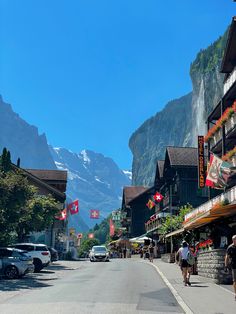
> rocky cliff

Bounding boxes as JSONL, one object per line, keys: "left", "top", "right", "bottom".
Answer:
{"left": 0, "top": 96, "right": 56, "bottom": 170}
{"left": 130, "top": 30, "right": 228, "bottom": 186}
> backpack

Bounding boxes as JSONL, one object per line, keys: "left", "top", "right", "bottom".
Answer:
{"left": 187, "top": 251, "right": 195, "bottom": 266}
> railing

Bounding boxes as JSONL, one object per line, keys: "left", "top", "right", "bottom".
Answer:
{"left": 184, "top": 185, "right": 236, "bottom": 223}
{"left": 224, "top": 67, "right": 236, "bottom": 95}
{"left": 145, "top": 219, "right": 161, "bottom": 233}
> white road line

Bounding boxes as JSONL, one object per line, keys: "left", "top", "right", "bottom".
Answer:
{"left": 141, "top": 260, "right": 193, "bottom": 314}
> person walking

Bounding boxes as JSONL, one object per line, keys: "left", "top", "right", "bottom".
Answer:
{"left": 225, "top": 234, "right": 236, "bottom": 300}
{"left": 176, "top": 241, "right": 192, "bottom": 286}
{"left": 148, "top": 244, "right": 154, "bottom": 263}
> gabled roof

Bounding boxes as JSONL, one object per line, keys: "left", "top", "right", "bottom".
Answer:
{"left": 221, "top": 17, "right": 236, "bottom": 73}
{"left": 122, "top": 186, "right": 148, "bottom": 207}
{"left": 166, "top": 147, "right": 198, "bottom": 167}
{"left": 26, "top": 169, "right": 67, "bottom": 181}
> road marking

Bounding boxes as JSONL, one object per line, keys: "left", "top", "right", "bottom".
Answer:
{"left": 216, "top": 284, "right": 235, "bottom": 296}
{"left": 141, "top": 261, "right": 193, "bottom": 314}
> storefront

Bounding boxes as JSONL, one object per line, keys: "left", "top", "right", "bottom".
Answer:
{"left": 182, "top": 185, "right": 236, "bottom": 283}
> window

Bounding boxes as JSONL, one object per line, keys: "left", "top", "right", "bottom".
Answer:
{"left": 36, "top": 246, "right": 48, "bottom": 251}
{"left": 15, "top": 245, "right": 34, "bottom": 251}
{"left": 0, "top": 249, "right": 12, "bottom": 258}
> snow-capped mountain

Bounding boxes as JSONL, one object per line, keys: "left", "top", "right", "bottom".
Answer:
{"left": 49, "top": 146, "right": 131, "bottom": 229}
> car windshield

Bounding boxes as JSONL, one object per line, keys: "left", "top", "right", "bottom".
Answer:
{"left": 94, "top": 247, "right": 106, "bottom": 252}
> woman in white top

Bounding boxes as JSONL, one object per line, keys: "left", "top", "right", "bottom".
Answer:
{"left": 176, "top": 241, "right": 191, "bottom": 286}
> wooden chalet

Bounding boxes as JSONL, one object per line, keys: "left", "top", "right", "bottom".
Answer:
{"left": 20, "top": 167, "right": 67, "bottom": 249}
{"left": 145, "top": 147, "right": 208, "bottom": 236}
{"left": 121, "top": 186, "right": 149, "bottom": 237}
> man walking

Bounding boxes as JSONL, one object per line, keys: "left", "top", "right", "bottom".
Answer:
{"left": 225, "top": 235, "right": 236, "bottom": 300}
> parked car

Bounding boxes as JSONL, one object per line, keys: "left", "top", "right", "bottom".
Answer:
{"left": 89, "top": 246, "right": 109, "bottom": 262}
{"left": 0, "top": 247, "right": 34, "bottom": 279}
{"left": 48, "top": 247, "right": 59, "bottom": 262}
{"left": 10, "top": 243, "right": 51, "bottom": 272}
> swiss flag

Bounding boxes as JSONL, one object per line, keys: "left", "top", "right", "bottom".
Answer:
{"left": 153, "top": 192, "right": 164, "bottom": 202}
{"left": 56, "top": 208, "right": 67, "bottom": 221}
{"left": 67, "top": 200, "right": 79, "bottom": 215}
{"left": 90, "top": 209, "right": 100, "bottom": 219}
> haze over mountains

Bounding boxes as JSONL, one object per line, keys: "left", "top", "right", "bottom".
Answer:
{"left": 0, "top": 96, "right": 131, "bottom": 231}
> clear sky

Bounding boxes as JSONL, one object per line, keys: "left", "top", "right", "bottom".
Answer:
{"left": 0, "top": 0, "right": 235, "bottom": 169}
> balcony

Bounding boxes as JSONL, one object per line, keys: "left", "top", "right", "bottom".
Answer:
{"left": 145, "top": 218, "right": 161, "bottom": 233}
{"left": 224, "top": 67, "right": 236, "bottom": 95}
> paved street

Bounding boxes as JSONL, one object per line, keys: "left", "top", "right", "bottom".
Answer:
{"left": 0, "top": 259, "right": 183, "bottom": 314}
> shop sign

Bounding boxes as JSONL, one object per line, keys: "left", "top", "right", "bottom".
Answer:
{"left": 198, "top": 136, "right": 205, "bottom": 188}
{"left": 184, "top": 204, "right": 210, "bottom": 224}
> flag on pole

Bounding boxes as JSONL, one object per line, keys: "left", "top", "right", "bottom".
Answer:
{"left": 90, "top": 209, "right": 100, "bottom": 219}
{"left": 88, "top": 233, "right": 94, "bottom": 239}
{"left": 146, "top": 199, "right": 155, "bottom": 209}
{"left": 67, "top": 200, "right": 79, "bottom": 215}
{"left": 109, "top": 219, "right": 115, "bottom": 237}
{"left": 205, "top": 154, "right": 235, "bottom": 189}
{"left": 56, "top": 208, "right": 67, "bottom": 221}
{"left": 77, "top": 233, "right": 83, "bottom": 239}
{"left": 153, "top": 192, "right": 164, "bottom": 202}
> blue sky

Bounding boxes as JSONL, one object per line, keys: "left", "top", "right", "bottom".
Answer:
{"left": 0, "top": 0, "right": 235, "bottom": 169}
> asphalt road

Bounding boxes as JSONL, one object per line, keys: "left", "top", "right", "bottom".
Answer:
{"left": 0, "top": 259, "right": 184, "bottom": 314}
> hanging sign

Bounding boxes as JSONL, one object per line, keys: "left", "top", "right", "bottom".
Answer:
{"left": 198, "top": 136, "right": 205, "bottom": 188}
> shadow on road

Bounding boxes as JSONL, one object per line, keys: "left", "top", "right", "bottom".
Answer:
{"left": 0, "top": 276, "right": 53, "bottom": 292}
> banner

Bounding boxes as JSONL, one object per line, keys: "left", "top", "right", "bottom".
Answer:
{"left": 67, "top": 200, "right": 79, "bottom": 215}
{"left": 198, "top": 136, "right": 205, "bottom": 188}
{"left": 205, "top": 154, "right": 235, "bottom": 189}
{"left": 90, "top": 209, "right": 100, "bottom": 219}
{"left": 109, "top": 219, "right": 115, "bottom": 237}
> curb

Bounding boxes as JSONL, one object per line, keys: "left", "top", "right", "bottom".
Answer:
{"left": 141, "top": 260, "right": 193, "bottom": 314}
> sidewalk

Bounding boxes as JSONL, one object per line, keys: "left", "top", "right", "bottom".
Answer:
{"left": 147, "top": 259, "right": 235, "bottom": 314}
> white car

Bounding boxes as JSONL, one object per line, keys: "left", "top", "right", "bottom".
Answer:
{"left": 89, "top": 246, "right": 109, "bottom": 262}
{"left": 11, "top": 243, "right": 51, "bottom": 272}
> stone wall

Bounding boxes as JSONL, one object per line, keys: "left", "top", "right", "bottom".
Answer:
{"left": 197, "top": 249, "right": 232, "bottom": 284}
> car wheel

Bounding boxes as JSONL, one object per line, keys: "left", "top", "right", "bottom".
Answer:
{"left": 5, "top": 265, "right": 19, "bottom": 279}
{"left": 33, "top": 258, "right": 43, "bottom": 272}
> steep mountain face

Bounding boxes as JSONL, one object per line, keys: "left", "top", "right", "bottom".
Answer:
{"left": 0, "top": 96, "right": 56, "bottom": 170}
{"left": 130, "top": 31, "right": 228, "bottom": 186}
{"left": 49, "top": 147, "right": 131, "bottom": 229}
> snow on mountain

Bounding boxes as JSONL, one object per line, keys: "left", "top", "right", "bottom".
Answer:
{"left": 123, "top": 170, "right": 132, "bottom": 181}
{"left": 49, "top": 147, "right": 131, "bottom": 229}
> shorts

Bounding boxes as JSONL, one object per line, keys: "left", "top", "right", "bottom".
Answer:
{"left": 181, "top": 259, "right": 191, "bottom": 268}
{"left": 232, "top": 269, "right": 236, "bottom": 282}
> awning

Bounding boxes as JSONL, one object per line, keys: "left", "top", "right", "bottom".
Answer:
{"left": 165, "top": 228, "right": 185, "bottom": 238}
{"left": 184, "top": 204, "right": 236, "bottom": 230}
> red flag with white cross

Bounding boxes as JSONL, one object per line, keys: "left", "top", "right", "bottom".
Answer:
{"left": 56, "top": 208, "right": 67, "bottom": 221}
{"left": 153, "top": 192, "right": 164, "bottom": 202}
{"left": 90, "top": 209, "right": 100, "bottom": 219}
{"left": 67, "top": 200, "right": 79, "bottom": 215}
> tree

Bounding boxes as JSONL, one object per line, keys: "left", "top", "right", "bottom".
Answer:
{"left": 159, "top": 204, "right": 193, "bottom": 236}
{"left": 78, "top": 238, "right": 100, "bottom": 257}
{"left": 0, "top": 149, "right": 61, "bottom": 245}
{"left": 0, "top": 148, "right": 12, "bottom": 172}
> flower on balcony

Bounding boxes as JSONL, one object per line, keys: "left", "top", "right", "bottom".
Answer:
{"left": 204, "top": 101, "right": 236, "bottom": 143}
{"left": 196, "top": 239, "right": 213, "bottom": 251}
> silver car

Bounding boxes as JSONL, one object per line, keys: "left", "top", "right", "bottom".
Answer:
{"left": 89, "top": 246, "right": 110, "bottom": 262}
{"left": 0, "top": 247, "right": 34, "bottom": 279}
